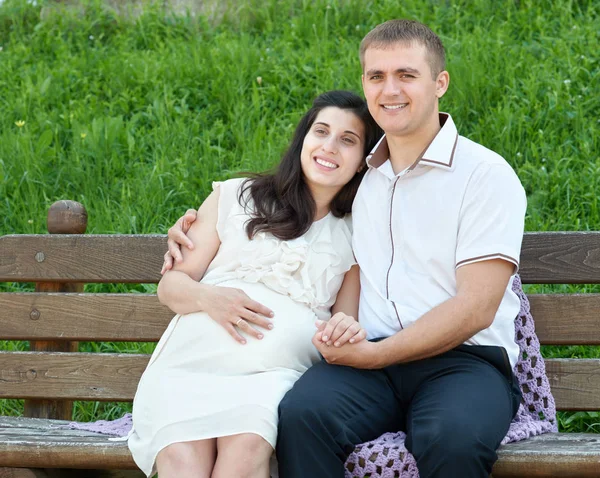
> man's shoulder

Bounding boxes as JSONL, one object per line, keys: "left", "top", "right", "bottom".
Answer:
{"left": 456, "top": 135, "right": 512, "bottom": 169}
{"left": 455, "top": 136, "right": 525, "bottom": 198}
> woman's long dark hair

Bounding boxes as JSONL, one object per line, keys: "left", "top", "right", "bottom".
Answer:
{"left": 239, "top": 90, "right": 382, "bottom": 241}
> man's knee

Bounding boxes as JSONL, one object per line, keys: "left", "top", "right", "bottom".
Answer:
{"left": 409, "top": 420, "right": 498, "bottom": 474}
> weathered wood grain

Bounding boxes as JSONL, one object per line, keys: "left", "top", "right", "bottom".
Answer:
{"left": 2, "top": 232, "right": 600, "bottom": 284}
{"left": 0, "top": 353, "right": 597, "bottom": 410}
{"left": 1, "top": 292, "right": 598, "bottom": 345}
{"left": 0, "top": 235, "right": 166, "bottom": 284}
{"left": 24, "top": 281, "right": 82, "bottom": 422}
{"left": 0, "top": 439, "right": 135, "bottom": 470}
{"left": 44, "top": 471, "right": 143, "bottom": 478}
{"left": 0, "top": 352, "right": 149, "bottom": 401}
{"left": 0, "top": 468, "right": 144, "bottom": 478}
{"left": 529, "top": 294, "right": 600, "bottom": 345}
{"left": 0, "top": 293, "right": 172, "bottom": 341}
{"left": 493, "top": 432, "right": 600, "bottom": 477}
{"left": 0, "top": 417, "right": 599, "bottom": 475}
{"left": 520, "top": 232, "right": 600, "bottom": 284}
{"left": 545, "top": 359, "right": 600, "bottom": 411}
{"left": 0, "top": 468, "right": 46, "bottom": 478}
{"left": 41, "top": 471, "right": 141, "bottom": 478}
{"left": 0, "top": 417, "right": 133, "bottom": 470}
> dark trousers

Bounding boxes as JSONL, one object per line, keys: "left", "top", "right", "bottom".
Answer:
{"left": 276, "top": 344, "right": 521, "bottom": 478}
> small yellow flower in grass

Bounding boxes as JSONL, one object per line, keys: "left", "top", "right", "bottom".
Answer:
{"left": 256, "top": 76, "right": 263, "bottom": 85}
{"left": 81, "top": 133, "right": 87, "bottom": 139}
{"left": 28, "top": 220, "right": 33, "bottom": 224}
{"left": 15, "top": 120, "right": 25, "bottom": 128}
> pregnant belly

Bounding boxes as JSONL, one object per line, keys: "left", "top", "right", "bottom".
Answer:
{"left": 148, "top": 280, "right": 322, "bottom": 375}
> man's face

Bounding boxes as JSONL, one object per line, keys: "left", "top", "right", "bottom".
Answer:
{"left": 361, "top": 42, "right": 448, "bottom": 139}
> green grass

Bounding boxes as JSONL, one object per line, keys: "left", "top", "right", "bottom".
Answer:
{"left": 0, "top": 0, "right": 599, "bottom": 433}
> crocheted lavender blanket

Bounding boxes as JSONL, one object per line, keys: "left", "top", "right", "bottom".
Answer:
{"left": 61, "top": 275, "right": 557, "bottom": 478}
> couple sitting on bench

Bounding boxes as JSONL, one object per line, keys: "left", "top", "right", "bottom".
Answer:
{"left": 126, "top": 19, "right": 555, "bottom": 478}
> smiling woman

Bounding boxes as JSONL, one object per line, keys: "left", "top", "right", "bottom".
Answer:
{"left": 300, "top": 107, "right": 367, "bottom": 219}
{"left": 240, "top": 90, "right": 382, "bottom": 242}
{"left": 127, "top": 90, "right": 382, "bottom": 478}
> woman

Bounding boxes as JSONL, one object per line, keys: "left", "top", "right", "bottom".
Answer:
{"left": 128, "top": 90, "right": 382, "bottom": 478}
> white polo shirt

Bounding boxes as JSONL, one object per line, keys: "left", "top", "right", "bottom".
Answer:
{"left": 352, "top": 113, "right": 526, "bottom": 368}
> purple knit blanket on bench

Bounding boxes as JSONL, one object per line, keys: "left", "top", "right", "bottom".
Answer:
{"left": 61, "top": 274, "right": 557, "bottom": 477}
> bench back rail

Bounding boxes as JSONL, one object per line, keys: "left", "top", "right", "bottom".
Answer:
{"left": 1, "top": 203, "right": 600, "bottom": 419}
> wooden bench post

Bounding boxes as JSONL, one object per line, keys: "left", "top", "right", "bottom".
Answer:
{"left": 23, "top": 200, "right": 88, "bottom": 421}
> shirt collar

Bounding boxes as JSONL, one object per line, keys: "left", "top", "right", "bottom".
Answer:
{"left": 366, "top": 113, "right": 459, "bottom": 172}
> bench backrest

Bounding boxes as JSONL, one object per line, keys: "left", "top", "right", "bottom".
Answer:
{"left": 1, "top": 226, "right": 600, "bottom": 417}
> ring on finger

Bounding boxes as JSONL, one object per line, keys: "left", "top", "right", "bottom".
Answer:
{"left": 235, "top": 318, "right": 244, "bottom": 327}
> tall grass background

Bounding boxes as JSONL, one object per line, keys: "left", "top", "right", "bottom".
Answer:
{"left": 0, "top": 0, "right": 599, "bottom": 432}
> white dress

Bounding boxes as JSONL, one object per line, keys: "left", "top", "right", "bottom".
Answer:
{"left": 128, "top": 178, "right": 356, "bottom": 477}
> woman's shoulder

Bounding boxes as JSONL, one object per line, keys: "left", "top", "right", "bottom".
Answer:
{"left": 211, "top": 177, "right": 253, "bottom": 224}
{"left": 211, "top": 177, "right": 248, "bottom": 193}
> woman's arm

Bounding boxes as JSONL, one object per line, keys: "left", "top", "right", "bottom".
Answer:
{"left": 331, "top": 264, "right": 360, "bottom": 319}
{"left": 157, "top": 188, "right": 274, "bottom": 344}
{"left": 157, "top": 189, "right": 221, "bottom": 313}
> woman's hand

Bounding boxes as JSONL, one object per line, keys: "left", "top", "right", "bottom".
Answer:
{"left": 161, "top": 209, "right": 199, "bottom": 274}
{"left": 315, "top": 312, "right": 366, "bottom": 347}
{"left": 201, "top": 285, "right": 275, "bottom": 344}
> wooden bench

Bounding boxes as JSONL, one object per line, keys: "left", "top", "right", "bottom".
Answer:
{"left": 0, "top": 200, "right": 599, "bottom": 477}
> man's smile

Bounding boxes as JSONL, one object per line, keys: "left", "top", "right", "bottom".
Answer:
{"left": 382, "top": 103, "right": 408, "bottom": 110}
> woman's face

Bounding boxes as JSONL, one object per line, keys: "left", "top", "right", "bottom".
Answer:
{"left": 300, "top": 107, "right": 366, "bottom": 197}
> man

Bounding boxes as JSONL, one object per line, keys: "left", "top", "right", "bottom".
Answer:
{"left": 164, "top": 19, "right": 525, "bottom": 477}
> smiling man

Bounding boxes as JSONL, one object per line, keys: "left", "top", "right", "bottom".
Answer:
{"left": 274, "top": 20, "right": 527, "bottom": 477}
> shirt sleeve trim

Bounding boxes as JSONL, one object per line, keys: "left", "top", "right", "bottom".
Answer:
{"left": 456, "top": 253, "right": 519, "bottom": 270}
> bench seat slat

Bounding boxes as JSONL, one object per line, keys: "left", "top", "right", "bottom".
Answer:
{"left": 2, "top": 232, "right": 600, "bottom": 284}
{"left": 0, "top": 418, "right": 598, "bottom": 475}
{"left": 0, "top": 417, "right": 137, "bottom": 470}
{"left": 0, "top": 353, "right": 598, "bottom": 410}
{"left": 494, "top": 432, "right": 600, "bottom": 477}
{"left": 1, "top": 292, "right": 599, "bottom": 344}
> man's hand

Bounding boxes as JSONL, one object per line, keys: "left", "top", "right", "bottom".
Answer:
{"left": 161, "top": 209, "right": 199, "bottom": 274}
{"left": 316, "top": 312, "right": 367, "bottom": 347}
{"left": 312, "top": 332, "right": 381, "bottom": 369}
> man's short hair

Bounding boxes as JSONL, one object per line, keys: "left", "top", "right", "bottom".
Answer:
{"left": 359, "top": 19, "right": 446, "bottom": 78}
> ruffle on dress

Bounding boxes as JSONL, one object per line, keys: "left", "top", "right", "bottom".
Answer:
{"left": 205, "top": 179, "right": 355, "bottom": 321}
